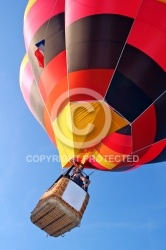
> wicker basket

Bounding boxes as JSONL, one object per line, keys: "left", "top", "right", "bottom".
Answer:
{"left": 30, "top": 177, "right": 90, "bottom": 237}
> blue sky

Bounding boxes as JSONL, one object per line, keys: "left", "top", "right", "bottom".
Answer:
{"left": 0, "top": 1, "right": 166, "bottom": 250}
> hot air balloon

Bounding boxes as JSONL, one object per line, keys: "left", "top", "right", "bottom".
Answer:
{"left": 20, "top": 0, "right": 166, "bottom": 237}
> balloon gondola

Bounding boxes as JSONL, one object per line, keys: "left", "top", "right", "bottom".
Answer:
{"left": 20, "top": 0, "right": 166, "bottom": 237}
{"left": 30, "top": 175, "right": 89, "bottom": 237}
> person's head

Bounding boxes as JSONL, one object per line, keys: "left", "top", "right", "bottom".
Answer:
{"left": 78, "top": 163, "right": 84, "bottom": 170}
{"left": 74, "top": 167, "right": 81, "bottom": 173}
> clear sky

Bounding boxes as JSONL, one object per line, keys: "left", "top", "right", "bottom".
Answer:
{"left": 0, "top": 1, "right": 166, "bottom": 250}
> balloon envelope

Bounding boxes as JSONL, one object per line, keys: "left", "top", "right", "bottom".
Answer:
{"left": 20, "top": 0, "right": 166, "bottom": 171}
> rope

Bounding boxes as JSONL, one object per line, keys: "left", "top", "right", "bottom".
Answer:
{"left": 102, "top": 0, "right": 145, "bottom": 109}
{"left": 44, "top": 0, "right": 58, "bottom": 39}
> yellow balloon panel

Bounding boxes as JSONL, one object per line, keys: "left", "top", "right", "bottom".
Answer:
{"left": 52, "top": 101, "right": 129, "bottom": 167}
